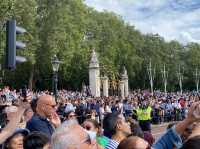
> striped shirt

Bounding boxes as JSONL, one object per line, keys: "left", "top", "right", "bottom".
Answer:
{"left": 105, "top": 139, "right": 120, "bottom": 149}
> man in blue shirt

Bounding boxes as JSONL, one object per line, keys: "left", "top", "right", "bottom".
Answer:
{"left": 117, "top": 102, "right": 200, "bottom": 149}
{"left": 153, "top": 101, "right": 200, "bottom": 149}
{"left": 26, "top": 95, "right": 61, "bottom": 138}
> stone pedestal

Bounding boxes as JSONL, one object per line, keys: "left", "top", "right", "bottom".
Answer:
{"left": 124, "top": 78, "right": 129, "bottom": 97}
{"left": 121, "top": 67, "right": 129, "bottom": 97}
{"left": 101, "top": 76, "right": 108, "bottom": 97}
{"left": 119, "top": 81, "right": 125, "bottom": 99}
{"left": 89, "top": 49, "right": 100, "bottom": 97}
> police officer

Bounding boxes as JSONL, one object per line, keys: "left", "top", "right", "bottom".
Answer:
{"left": 136, "top": 101, "right": 152, "bottom": 132}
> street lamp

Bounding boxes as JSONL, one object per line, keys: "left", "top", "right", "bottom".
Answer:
{"left": 51, "top": 55, "right": 60, "bottom": 103}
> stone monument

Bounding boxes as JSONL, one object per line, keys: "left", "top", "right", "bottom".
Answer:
{"left": 119, "top": 80, "right": 125, "bottom": 99}
{"left": 121, "top": 66, "right": 129, "bottom": 97}
{"left": 101, "top": 75, "right": 109, "bottom": 97}
{"left": 89, "top": 49, "right": 100, "bottom": 97}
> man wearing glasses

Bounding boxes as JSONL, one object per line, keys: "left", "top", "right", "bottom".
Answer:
{"left": 26, "top": 95, "right": 61, "bottom": 138}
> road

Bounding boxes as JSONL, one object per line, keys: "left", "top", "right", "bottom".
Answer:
{"left": 152, "top": 123, "right": 169, "bottom": 140}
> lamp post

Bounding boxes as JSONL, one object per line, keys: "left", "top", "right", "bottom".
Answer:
{"left": 52, "top": 55, "right": 60, "bottom": 103}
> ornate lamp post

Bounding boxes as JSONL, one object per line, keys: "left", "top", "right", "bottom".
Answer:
{"left": 51, "top": 55, "right": 60, "bottom": 103}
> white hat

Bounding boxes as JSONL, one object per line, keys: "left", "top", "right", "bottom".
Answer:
{"left": 64, "top": 103, "right": 76, "bottom": 113}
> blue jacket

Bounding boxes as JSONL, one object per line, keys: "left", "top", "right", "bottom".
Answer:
{"left": 26, "top": 114, "right": 54, "bottom": 138}
{"left": 152, "top": 126, "right": 182, "bottom": 149}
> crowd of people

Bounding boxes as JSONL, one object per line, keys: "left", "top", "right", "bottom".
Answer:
{"left": 0, "top": 86, "right": 200, "bottom": 149}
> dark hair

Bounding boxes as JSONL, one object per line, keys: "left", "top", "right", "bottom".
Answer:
{"left": 117, "top": 136, "right": 141, "bottom": 149}
{"left": 24, "top": 132, "right": 50, "bottom": 149}
{"left": 4, "top": 129, "right": 29, "bottom": 149}
{"left": 130, "top": 121, "right": 144, "bottom": 138}
{"left": 64, "top": 110, "right": 74, "bottom": 119}
{"left": 30, "top": 98, "right": 38, "bottom": 113}
{"left": 180, "top": 135, "right": 200, "bottom": 149}
{"left": 103, "top": 112, "right": 120, "bottom": 138}
{"left": 84, "top": 119, "right": 99, "bottom": 129}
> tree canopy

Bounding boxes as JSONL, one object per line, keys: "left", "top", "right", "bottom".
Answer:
{"left": 0, "top": 0, "right": 200, "bottom": 91}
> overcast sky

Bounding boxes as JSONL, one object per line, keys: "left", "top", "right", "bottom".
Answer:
{"left": 84, "top": 0, "right": 200, "bottom": 44}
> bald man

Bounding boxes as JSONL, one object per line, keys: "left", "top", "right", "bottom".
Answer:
{"left": 26, "top": 95, "right": 60, "bottom": 138}
{"left": 117, "top": 136, "right": 149, "bottom": 149}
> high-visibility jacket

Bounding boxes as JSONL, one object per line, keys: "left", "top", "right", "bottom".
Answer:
{"left": 136, "top": 106, "right": 152, "bottom": 121}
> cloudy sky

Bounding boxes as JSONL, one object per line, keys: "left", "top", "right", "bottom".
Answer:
{"left": 84, "top": 0, "right": 200, "bottom": 44}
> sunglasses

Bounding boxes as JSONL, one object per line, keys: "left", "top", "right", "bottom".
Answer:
{"left": 84, "top": 125, "right": 91, "bottom": 131}
{"left": 45, "top": 103, "right": 56, "bottom": 108}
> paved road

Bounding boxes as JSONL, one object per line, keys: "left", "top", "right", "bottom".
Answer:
{"left": 152, "top": 123, "right": 169, "bottom": 140}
